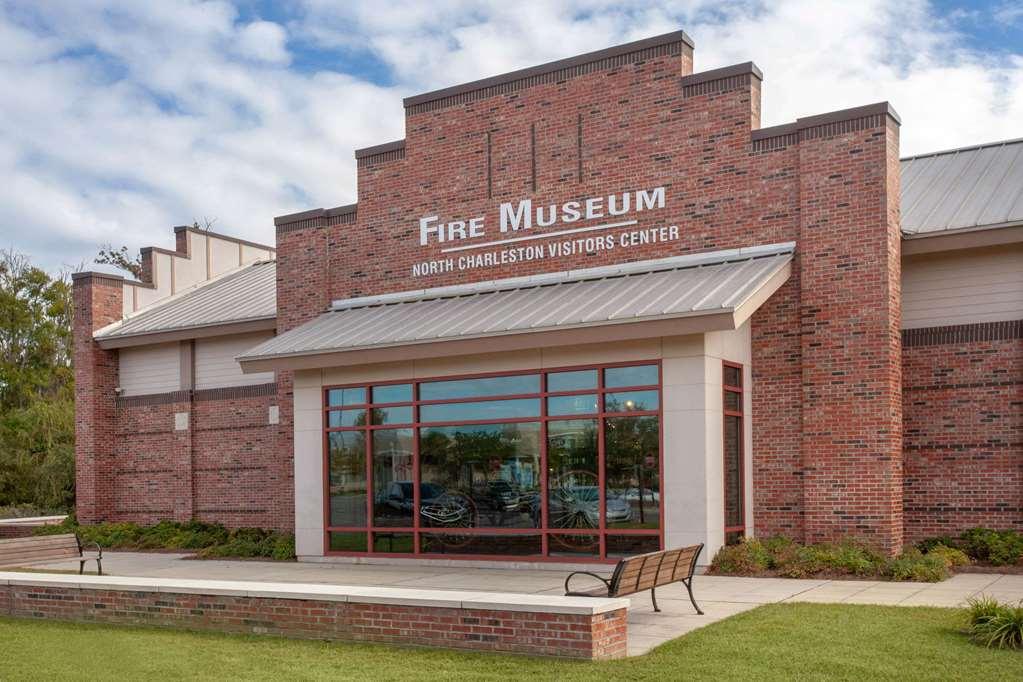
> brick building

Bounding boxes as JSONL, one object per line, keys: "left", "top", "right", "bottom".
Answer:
{"left": 72, "top": 31, "right": 1022, "bottom": 564}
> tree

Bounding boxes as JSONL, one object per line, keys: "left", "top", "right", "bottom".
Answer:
{"left": 0, "top": 249, "right": 75, "bottom": 512}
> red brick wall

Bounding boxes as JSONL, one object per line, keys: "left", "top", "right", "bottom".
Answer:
{"left": 902, "top": 321, "right": 1023, "bottom": 542}
{"left": 2, "top": 584, "right": 626, "bottom": 659}
{"left": 274, "top": 37, "right": 904, "bottom": 550}
{"left": 109, "top": 385, "right": 290, "bottom": 531}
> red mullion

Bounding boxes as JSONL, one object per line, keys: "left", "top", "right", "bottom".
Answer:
{"left": 419, "top": 527, "right": 541, "bottom": 536}
{"left": 722, "top": 361, "right": 745, "bottom": 541}
{"left": 412, "top": 415, "right": 543, "bottom": 428}
{"left": 412, "top": 383, "right": 421, "bottom": 554}
{"left": 597, "top": 367, "right": 607, "bottom": 560}
{"left": 321, "top": 389, "right": 330, "bottom": 555}
{"left": 416, "top": 392, "right": 541, "bottom": 406}
{"left": 364, "top": 410, "right": 374, "bottom": 555}
{"left": 539, "top": 372, "right": 549, "bottom": 557}
{"left": 658, "top": 361, "right": 665, "bottom": 550}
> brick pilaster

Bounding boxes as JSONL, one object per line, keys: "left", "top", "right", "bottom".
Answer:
{"left": 797, "top": 106, "right": 903, "bottom": 553}
{"left": 72, "top": 272, "right": 123, "bottom": 523}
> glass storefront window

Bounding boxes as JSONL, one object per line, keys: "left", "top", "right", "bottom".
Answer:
{"left": 323, "top": 363, "right": 662, "bottom": 560}
{"left": 420, "top": 374, "right": 540, "bottom": 401}
{"left": 605, "top": 364, "right": 657, "bottom": 388}
{"left": 605, "top": 416, "right": 660, "bottom": 529}
{"left": 420, "top": 423, "right": 541, "bottom": 530}
{"left": 328, "top": 431, "right": 366, "bottom": 527}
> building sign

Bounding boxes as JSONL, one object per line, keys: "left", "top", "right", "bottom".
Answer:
{"left": 412, "top": 186, "right": 679, "bottom": 277}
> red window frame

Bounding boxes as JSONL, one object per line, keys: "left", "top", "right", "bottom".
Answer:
{"left": 320, "top": 360, "right": 664, "bottom": 563}
{"left": 723, "top": 360, "right": 745, "bottom": 544}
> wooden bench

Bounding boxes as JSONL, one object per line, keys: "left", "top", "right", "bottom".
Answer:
{"left": 564, "top": 544, "right": 703, "bottom": 614}
{"left": 0, "top": 533, "right": 103, "bottom": 574}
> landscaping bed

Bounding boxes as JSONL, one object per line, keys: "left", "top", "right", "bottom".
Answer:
{"left": 709, "top": 528, "right": 1023, "bottom": 582}
{"left": 32, "top": 518, "right": 295, "bottom": 561}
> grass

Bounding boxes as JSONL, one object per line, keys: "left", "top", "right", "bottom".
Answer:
{"left": 3, "top": 603, "right": 1022, "bottom": 681}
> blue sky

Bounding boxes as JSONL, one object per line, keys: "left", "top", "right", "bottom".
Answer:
{"left": 0, "top": 0, "right": 1021, "bottom": 272}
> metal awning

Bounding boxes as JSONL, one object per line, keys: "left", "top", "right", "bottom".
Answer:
{"left": 238, "top": 243, "right": 793, "bottom": 372}
{"left": 95, "top": 260, "right": 277, "bottom": 348}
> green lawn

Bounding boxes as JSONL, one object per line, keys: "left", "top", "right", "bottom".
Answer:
{"left": 2, "top": 603, "right": 1020, "bottom": 681}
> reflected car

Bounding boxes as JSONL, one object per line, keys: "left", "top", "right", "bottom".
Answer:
{"left": 473, "top": 480, "right": 521, "bottom": 512}
{"left": 548, "top": 486, "right": 632, "bottom": 528}
{"left": 623, "top": 487, "right": 660, "bottom": 503}
{"left": 382, "top": 481, "right": 446, "bottom": 513}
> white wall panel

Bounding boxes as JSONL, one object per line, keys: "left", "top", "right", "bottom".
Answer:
{"left": 194, "top": 331, "right": 275, "bottom": 389}
{"left": 118, "top": 342, "right": 180, "bottom": 396}
{"left": 902, "top": 245, "right": 1023, "bottom": 329}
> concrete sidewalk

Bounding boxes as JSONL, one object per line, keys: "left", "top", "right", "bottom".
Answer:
{"left": 21, "top": 552, "right": 1023, "bottom": 656}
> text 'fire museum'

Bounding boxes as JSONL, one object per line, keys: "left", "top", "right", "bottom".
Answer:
{"left": 72, "top": 31, "right": 1023, "bottom": 565}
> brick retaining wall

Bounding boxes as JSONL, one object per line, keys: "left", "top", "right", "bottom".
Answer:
{"left": 0, "top": 574, "right": 627, "bottom": 660}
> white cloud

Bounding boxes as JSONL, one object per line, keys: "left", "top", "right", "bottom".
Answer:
{"left": 0, "top": 0, "right": 1020, "bottom": 272}
{"left": 235, "top": 20, "right": 290, "bottom": 64}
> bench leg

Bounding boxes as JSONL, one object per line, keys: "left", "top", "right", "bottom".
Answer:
{"left": 79, "top": 560, "right": 85, "bottom": 575}
{"left": 650, "top": 587, "right": 661, "bottom": 613}
{"left": 683, "top": 578, "right": 703, "bottom": 615}
{"left": 96, "top": 558, "right": 102, "bottom": 576}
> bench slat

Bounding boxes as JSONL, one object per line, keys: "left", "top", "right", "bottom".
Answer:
{"left": 0, "top": 533, "right": 78, "bottom": 546}
{"left": 0, "top": 548, "right": 80, "bottom": 564}
{"left": 605, "top": 544, "right": 703, "bottom": 598}
{"left": 0, "top": 537, "right": 79, "bottom": 552}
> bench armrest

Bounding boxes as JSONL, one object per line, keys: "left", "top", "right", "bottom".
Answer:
{"left": 564, "top": 571, "right": 612, "bottom": 596}
{"left": 82, "top": 541, "right": 102, "bottom": 559}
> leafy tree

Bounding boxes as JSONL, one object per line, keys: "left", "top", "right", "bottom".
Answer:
{"left": 0, "top": 249, "right": 75, "bottom": 512}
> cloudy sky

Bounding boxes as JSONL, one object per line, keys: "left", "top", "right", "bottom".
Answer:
{"left": 1, "top": 0, "right": 1021, "bottom": 273}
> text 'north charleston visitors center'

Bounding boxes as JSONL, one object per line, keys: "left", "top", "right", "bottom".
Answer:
{"left": 72, "top": 31, "right": 1023, "bottom": 565}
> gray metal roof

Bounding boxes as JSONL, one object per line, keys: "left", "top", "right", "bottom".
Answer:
{"left": 901, "top": 137, "right": 1023, "bottom": 235}
{"left": 95, "top": 260, "right": 276, "bottom": 340}
{"left": 238, "top": 243, "right": 793, "bottom": 364}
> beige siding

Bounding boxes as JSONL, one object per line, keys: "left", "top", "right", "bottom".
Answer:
{"left": 118, "top": 342, "right": 180, "bottom": 396}
{"left": 195, "top": 332, "right": 275, "bottom": 390}
{"left": 902, "top": 245, "right": 1023, "bottom": 329}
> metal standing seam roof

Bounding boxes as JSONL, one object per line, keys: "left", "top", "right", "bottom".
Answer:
{"left": 95, "top": 260, "right": 277, "bottom": 340}
{"left": 237, "top": 243, "right": 794, "bottom": 363}
{"left": 901, "top": 137, "right": 1023, "bottom": 235}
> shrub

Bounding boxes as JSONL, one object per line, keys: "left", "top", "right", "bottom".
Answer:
{"left": 709, "top": 538, "right": 772, "bottom": 575}
{"left": 954, "top": 528, "right": 1023, "bottom": 566}
{"left": 927, "top": 543, "right": 971, "bottom": 569}
{"left": 916, "top": 535, "right": 958, "bottom": 554}
{"left": 966, "top": 597, "right": 1023, "bottom": 650}
{"left": 883, "top": 548, "right": 949, "bottom": 582}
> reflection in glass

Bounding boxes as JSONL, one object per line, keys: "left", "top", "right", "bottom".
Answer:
{"left": 605, "top": 416, "right": 660, "bottom": 529}
{"left": 372, "top": 383, "right": 413, "bottom": 404}
{"left": 547, "top": 534, "right": 600, "bottom": 558}
{"left": 372, "top": 532, "right": 414, "bottom": 553}
{"left": 420, "top": 533, "right": 541, "bottom": 556}
{"left": 372, "top": 405, "right": 413, "bottom": 425}
{"left": 327, "top": 387, "right": 366, "bottom": 407}
{"left": 725, "top": 415, "right": 743, "bottom": 528}
{"left": 724, "top": 365, "right": 742, "bottom": 388}
{"left": 329, "top": 431, "right": 366, "bottom": 526}
{"left": 372, "top": 429, "right": 414, "bottom": 527}
{"left": 547, "top": 369, "right": 597, "bottom": 392}
{"left": 724, "top": 390, "right": 741, "bottom": 412}
{"left": 420, "top": 374, "right": 540, "bottom": 400}
{"left": 604, "top": 365, "right": 658, "bottom": 388}
{"left": 604, "top": 391, "right": 659, "bottom": 412}
{"left": 328, "top": 409, "right": 367, "bottom": 428}
{"left": 547, "top": 420, "right": 599, "bottom": 534}
{"left": 606, "top": 534, "right": 659, "bottom": 557}
{"left": 329, "top": 531, "right": 367, "bottom": 552}
{"left": 547, "top": 394, "right": 598, "bottom": 416}
{"left": 419, "top": 423, "right": 541, "bottom": 532}
{"left": 419, "top": 398, "right": 540, "bottom": 423}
